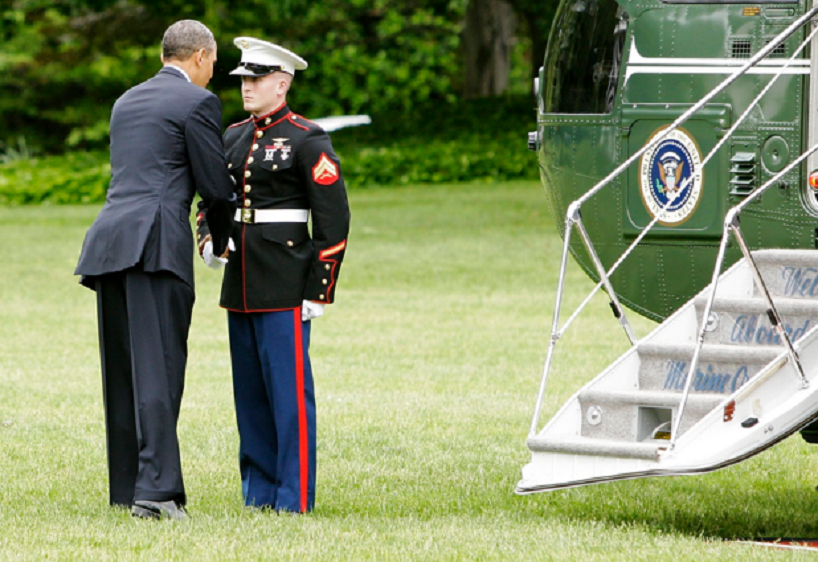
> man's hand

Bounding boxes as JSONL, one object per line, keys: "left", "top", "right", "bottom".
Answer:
{"left": 301, "top": 300, "right": 325, "bottom": 322}
{"left": 201, "top": 237, "right": 235, "bottom": 270}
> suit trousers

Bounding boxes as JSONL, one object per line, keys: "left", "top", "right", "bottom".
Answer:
{"left": 94, "top": 267, "right": 194, "bottom": 507}
{"left": 228, "top": 309, "right": 316, "bottom": 513}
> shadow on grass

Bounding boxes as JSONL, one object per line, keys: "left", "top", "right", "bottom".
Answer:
{"left": 530, "top": 456, "right": 818, "bottom": 540}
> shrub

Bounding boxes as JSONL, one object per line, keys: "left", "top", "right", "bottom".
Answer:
{"left": 332, "top": 95, "right": 539, "bottom": 186}
{"left": 0, "top": 151, "right": 110, "bottom": 205}
{"left": 0, "top": 96, "right": 540, "bottom": 204}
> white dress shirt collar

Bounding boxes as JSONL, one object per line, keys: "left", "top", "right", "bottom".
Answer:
{"left": 164, "top": 64, "right": 191, "bottom": 83}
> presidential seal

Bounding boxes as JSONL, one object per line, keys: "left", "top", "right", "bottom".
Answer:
{"left": 639, "top": 127, "right": 703, "bottom": 225}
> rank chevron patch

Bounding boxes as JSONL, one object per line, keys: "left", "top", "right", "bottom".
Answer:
{"left": 312, "top": 153, "right": 339, "bottom": 185}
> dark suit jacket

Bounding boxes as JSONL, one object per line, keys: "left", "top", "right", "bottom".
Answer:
{"left": 75, "top": 66, "right": 235, "bottom": 289}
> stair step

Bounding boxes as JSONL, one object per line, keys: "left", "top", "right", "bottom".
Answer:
{"left": 578, "top": 388, "right": 724, "bottom": 409}
{"left": 527, "top": 435, "right": 661, "bottom": 460}
{"left": 638, "top": 342, "right": 781, "bottom": 394}
{"left": 751, "top": 249, "right": 818, "bottom": 268}
{"left": 637, "top": 342, "right": 782, "bottom": 363}
{"left": 694, "top": 296, "right": 817, "bottom": 346}
{"left": 695, "top": 296, "right": 818, "bottom": 315}
{"left": 751, "top": 250, "right": 818, "bottom": 300}
{"left": 578, "top": 388, "right": 725, "bottom": 440}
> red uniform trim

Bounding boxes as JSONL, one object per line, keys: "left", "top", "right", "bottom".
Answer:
{"left": 239, "top": 115, "right": 260, "bottom": 311}
{"left": 293, "top": 309, "right": 309, "bottom": 513}
{"left": 292, "top": 113, "right": 319, "bottom": 126}
{"left": 241, "top": 224, "right": 248, "bottom": 311}
{"left": 228, "top": 117, "right": 253, "bottom": 129}
{"left": 257, "top": 112, "right": 293, "bottom": 132}
{"left": 317, "top": 243, "right": 346, "bottom": 303}
{"left": 253, "top": 101, "right": 288, "bottom": 125}
{"left": 288, "top": 115, "right": 310, "bottom": 131}
{"left": 325, "top": 258, "right": 339, "bottom": 303}
{"left": 239, "top": 111, "right": 292, "bottom": 309}
{"left": 319, "top": 240, "right": 346, "bottom": 259}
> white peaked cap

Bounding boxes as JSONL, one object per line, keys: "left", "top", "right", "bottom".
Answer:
{"left": 230, "top": 37, "right": 308, "bottom": 76}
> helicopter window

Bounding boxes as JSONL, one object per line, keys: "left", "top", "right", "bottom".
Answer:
{"left": 543, "top": 0, "right": 626, "bottom": 114}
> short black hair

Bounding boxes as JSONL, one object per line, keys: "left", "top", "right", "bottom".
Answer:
{"left": 162, "top": 20, "right": 216, "bottom": 61}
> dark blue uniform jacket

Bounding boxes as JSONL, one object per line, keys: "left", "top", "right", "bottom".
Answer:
{"left": 198, "top": 103, "right": 351, "bottom": 311}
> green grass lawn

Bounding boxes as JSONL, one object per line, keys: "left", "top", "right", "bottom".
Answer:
{"left": 1, "top": 181, "right": 817, "bottom": 560}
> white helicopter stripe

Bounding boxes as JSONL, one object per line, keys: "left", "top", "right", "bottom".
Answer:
{"left": 626, "top": 65, "right": 809, "bottom": 79}
{"left": 625, "top": 38, "right": 808, "bottom": 81}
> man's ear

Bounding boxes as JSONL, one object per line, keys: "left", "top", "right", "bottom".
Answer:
{"left": 196, "top": 48, "right": 206, "bottom": 66}
{"left": 278, "top": 78, "right": 290, "bottom": 96}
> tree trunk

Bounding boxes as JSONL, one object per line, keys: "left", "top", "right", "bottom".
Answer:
{"left": 526, "top": 14, "right": 548, "bottom": 84}
{"left": 462, "top": 0, "right": 517, "bottom": 99}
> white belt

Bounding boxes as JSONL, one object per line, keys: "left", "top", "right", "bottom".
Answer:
{"left": 235, "top": 209, "right": 309, "bottom": 224}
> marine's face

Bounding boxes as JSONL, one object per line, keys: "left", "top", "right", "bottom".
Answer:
{"left": 241, "top": 72, "right": 290, "bottom": 115}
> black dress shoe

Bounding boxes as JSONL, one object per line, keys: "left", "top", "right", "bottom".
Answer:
{"left": 132, "top": 500, "right": 188, "bottom": 521}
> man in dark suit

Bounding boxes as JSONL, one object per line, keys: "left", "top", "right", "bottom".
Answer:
{"left": 75, "top": 20, "right": 235, "bottom": 521}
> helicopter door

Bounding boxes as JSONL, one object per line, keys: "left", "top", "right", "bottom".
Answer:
{"left": 621, "top": 105, "right": 731, "bottom": 241}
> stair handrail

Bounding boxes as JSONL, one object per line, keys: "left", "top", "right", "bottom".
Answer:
{"left": 670, "top": 142, "right": 818, "bottom": 450}
{"left": 530, "top": 10, "right": 818, "bottom": 437}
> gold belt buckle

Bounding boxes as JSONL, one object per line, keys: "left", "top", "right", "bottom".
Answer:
{"left": 241, "top": 209, "right": 255, "bottom": 224}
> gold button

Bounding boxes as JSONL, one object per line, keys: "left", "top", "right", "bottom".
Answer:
{"left": 256, "top": 131, "right": 263, "bottom": 139}
{"left": 244, "top": 199, "right": 251, "bottom": 207}
{"left": 319, "top": 294, "right": 325, "bottom": 300}
{"left": 245, "top": 170, "right": 251, "bottom": 178}
{"left": 324, "top": 264, "right": 330, "bottom": 270}
{"left": 322, "top": 279, "right": 328, "bottom": 285}
{"left": 272, "top": 164, "right": 278, "bottom": 170}
{"left": 244, "top": 185, "right": 251, "bottom": 193}
{"left": 286, "top": 240, "right": 294, "bottom": 247}
{"left": 252, "top": 144, "right": 259, "bottom": 151}
{"left": 265, "top": 118, "right": 271, "bottom": 125}
{"left": 247, "top": 157, "right": 254, "bottom": 164}
{"left": 227, "top": 163, "right": 233, "bottom": 169}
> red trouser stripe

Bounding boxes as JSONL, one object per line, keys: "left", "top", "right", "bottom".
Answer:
{"left": 293, "top": 309, "right": 308, "bottom": 513}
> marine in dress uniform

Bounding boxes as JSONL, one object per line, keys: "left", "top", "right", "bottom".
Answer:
{"left": 197, "top": 37, "right": 350, "bottom": 513}
{"left": 74, "top": 21, "right": 236, "bottom": 520}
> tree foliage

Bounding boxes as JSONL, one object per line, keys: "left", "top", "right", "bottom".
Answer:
{"left": 0, "top": 0, "right": 559, "bottom": 155}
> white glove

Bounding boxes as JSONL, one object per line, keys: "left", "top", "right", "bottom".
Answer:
{"left": 301, "top": 300, "right": 325, "bottom": 322}
{"left": 203, "top": 238, "right": 235, "bottom": 270}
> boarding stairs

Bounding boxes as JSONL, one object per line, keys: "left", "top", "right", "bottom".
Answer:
{"left": 518, "top": 250, "right": 818, "bottom": 492}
